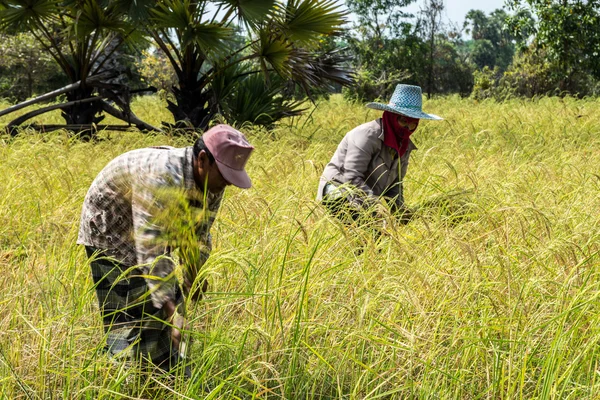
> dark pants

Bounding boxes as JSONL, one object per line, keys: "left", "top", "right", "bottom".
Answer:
{"left": 86, "top": 246, "right": 185, "bottom": 372}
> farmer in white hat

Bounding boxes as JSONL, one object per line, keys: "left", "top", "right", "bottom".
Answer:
{"left": 77, "top": 124, "right": 254, "bottom": 375}
{"left": 317, "top": 84, "right": 443, "bottom": 223}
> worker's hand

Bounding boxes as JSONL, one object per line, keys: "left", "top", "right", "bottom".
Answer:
{"left": 163, "top": 299, "right": 188, "bottom": 352}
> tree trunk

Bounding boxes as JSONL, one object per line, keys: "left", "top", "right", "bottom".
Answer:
{"left": 427, "top": 33, "right": 434, "bottom": 99}
{"left": 62, "top": 87, "right": 104, "bottom": 125}
{"left": 27, "top": 71, "right": 33, "bottom": 99}
{"left": 558, "top": 0, "right": 568, "bottom": 94}
{"left": 167, "top": 80, "right": 215, "bottom": 131}
{"left": 7, "top": 96, "right": 103, "bottom": 132}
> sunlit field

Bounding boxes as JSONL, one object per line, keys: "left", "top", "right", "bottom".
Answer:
{"left": 1, "top": 94, "right": 600, "bottom": 399}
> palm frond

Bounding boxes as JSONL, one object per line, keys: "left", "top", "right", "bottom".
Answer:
{"left": 288, "top": 46, "right": 353, "bottom": 95}
{"left": 75, "top": 0, "right": 129, "bottom": 37}
{"left": 111, "top": 0, "right": 155, "bottom": 23}
{"left": 0, "top": 0, "right": 60, "bottom": 30}
{"left": 151, "top": 0, "right": 234, "bottom": 52}
{"left": 150, "top": 0, "right": 192, "bottom": 31}
{"left": 182, "top": 22, "right": 234, "bottom": 53}
{"left": 215, "top": 0, "right": 276, "bottom": 27}
{"left": 279, "top": 0, "right": 347, "bottom": 45}
{"left": 219, "top": 71, "right": 306, "bottom": 127}
{"left": 252, "top": 29, "right": 292, "bottom": 78}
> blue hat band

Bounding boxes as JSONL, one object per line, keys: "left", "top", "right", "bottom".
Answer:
{"left": 390, "top": 103, "right": 421, "bottom": 110}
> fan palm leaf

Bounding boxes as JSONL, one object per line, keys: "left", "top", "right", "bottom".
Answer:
{"left": 151, "top": 0, "right": 233, "bottom": 52}
{"left": 292, "top": 47, "right": 353, "bottom": 88}
{"left": 0, "top": 0, "right": 59, "bottom": 30}
{"left": 75, "top": 0, "right": 129, "bottom": 37}
{"left": 279, "top": 0, "right": 347, "bottom": 45}
{"left": 213, "top": 61, "right": 305, "bottom": 127}
{"left": 215, "top": 0, "right": 275, "bottom": 27}
{"left": 110, "top": 0, "right": 155, "bottom": 23}
{"left": 252, "top": 29, "right": 292, "bottom": 77}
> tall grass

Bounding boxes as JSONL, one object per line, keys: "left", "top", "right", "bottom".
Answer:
{"left": 1, "top": 94, "right": 600, "bottom": 398}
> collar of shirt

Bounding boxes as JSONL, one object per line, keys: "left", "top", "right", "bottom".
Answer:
{"left": 183, "top": 147, "right": 196, "bottom": 191}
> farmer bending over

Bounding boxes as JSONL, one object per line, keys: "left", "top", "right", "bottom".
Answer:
{"left": 77, "top": 124, "right": 254, "bottom": 374}
{"left": 317, "top": 84, "right": 443, "bottom": 224}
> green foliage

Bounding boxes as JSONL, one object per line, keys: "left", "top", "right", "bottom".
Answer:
{"left": 0, "top": 0, "right": 147, "bottom": 82}
{"left": 470, "top": 39, "right": 496, "bottom": 70}
{"left": 471, "top": 66, "right": 506, "bottom": 100}
{"left": 416, "top": 0, "right": 444, "bottom": 98}
{"left": 282, "top": 0, "right": 347, "bottom": 44}
{"left": 222, "top": 74, "right": 305, "bottom": 127}
{"left": 150, "top": 0, "right": 234, "bottom": 52}
{"left": 0, "top": 0, "right": 348, "bottom": 130}
{"left": 499, "top": 48, "right": 556, "bottom": 98}
{"left": 464, "top": 9, "right": 520, "bottom": 72}
{"left": 346, "top": 0, "right": 416, "bottom": 39}
{"left": 472, "top": 47, "right": 600, "bottom": 100}
{"left": 346, "top": 0, "right": 474, "bottom": 100}
{"left": 343, "top": 68, "right": 411, "bottom": 102}
{"left": 467, "top": 3, "right": 600, "bottom": 99}
{"left": 345, "top": 33, "right": 426, "bottom": 101}
{"left": 507, "top": 0, "right": 600, "bottom": 92}
{"left": 137, "top": 44, "right": 178, "bottom": 98}
{"left": 343, "top": 0, "right": 423, "bottom": 101}
{"left": 430, "top": 38, "right": 474, "bottom": 96}
{"left": 0, "top": 32, "right": 67, "bottom": 101}
{"left": 210, "top": 60, "right": 305, "bottom": 127}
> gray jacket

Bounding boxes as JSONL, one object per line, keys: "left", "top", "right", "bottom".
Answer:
{"left": 316, "top": 119, "right": 416, "bottom": 207}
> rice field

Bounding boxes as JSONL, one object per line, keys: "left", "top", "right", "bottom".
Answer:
{"left": 1, "top": 94, "right": 600, "bottom": 399}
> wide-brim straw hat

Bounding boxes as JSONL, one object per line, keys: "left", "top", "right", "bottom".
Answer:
{"left": 366, "top": 84, "right": 443, "bottom": 120}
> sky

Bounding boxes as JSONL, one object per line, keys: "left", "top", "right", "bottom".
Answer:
{"left": 205, "top": 1, "right": 511, "bottom": 36}
{"left": 391, "top": 0, "right": 508, "bottom": 29}
{"left": 205, "top": 1, "right": 510, "bottom": 31}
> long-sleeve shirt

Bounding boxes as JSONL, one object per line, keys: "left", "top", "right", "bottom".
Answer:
{"left": 316, "top": 119, "right": 416, "bottom": 208}
{"left": 77, "top": 146, "right": 223, "bottom": 308}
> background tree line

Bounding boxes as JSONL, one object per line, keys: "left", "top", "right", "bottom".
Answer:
{"left": 345, "top": 0, "right": 600, "bottom": 101}
{"left": 0, "top": 0, "right": 599, "bottom": 134}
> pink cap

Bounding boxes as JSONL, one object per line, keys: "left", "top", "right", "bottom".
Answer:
{"left": 203, "top": 124, "right": 254, "bottom": 189}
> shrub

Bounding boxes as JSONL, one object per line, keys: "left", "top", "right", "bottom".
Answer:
{"left": 471, "top": 47, "right": 600, "bottom": 99}
{"left": 343, "top": 68, "right": 412, "bottom": 102}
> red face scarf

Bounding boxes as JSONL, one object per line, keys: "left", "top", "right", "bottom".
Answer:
{"left": 382, "top": 111, "right": 417, "bottom": 157}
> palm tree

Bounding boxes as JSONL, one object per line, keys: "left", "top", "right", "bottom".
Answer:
{"left": 0, "top": 0, "right": 157, "bottom": 134}
{"left": 0, "top": 0, "right": 351, "bottom": 133}
{"left": 147, "top": 0, "right": 352, "bottom": 130}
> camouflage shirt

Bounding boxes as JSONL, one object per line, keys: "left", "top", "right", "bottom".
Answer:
{"left": 77, "top": 146, "right": 223, "bottom": 308}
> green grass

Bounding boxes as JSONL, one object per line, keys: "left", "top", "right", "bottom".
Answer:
{"left": 1, "top": 94, "right": 600, "bottom": 398}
